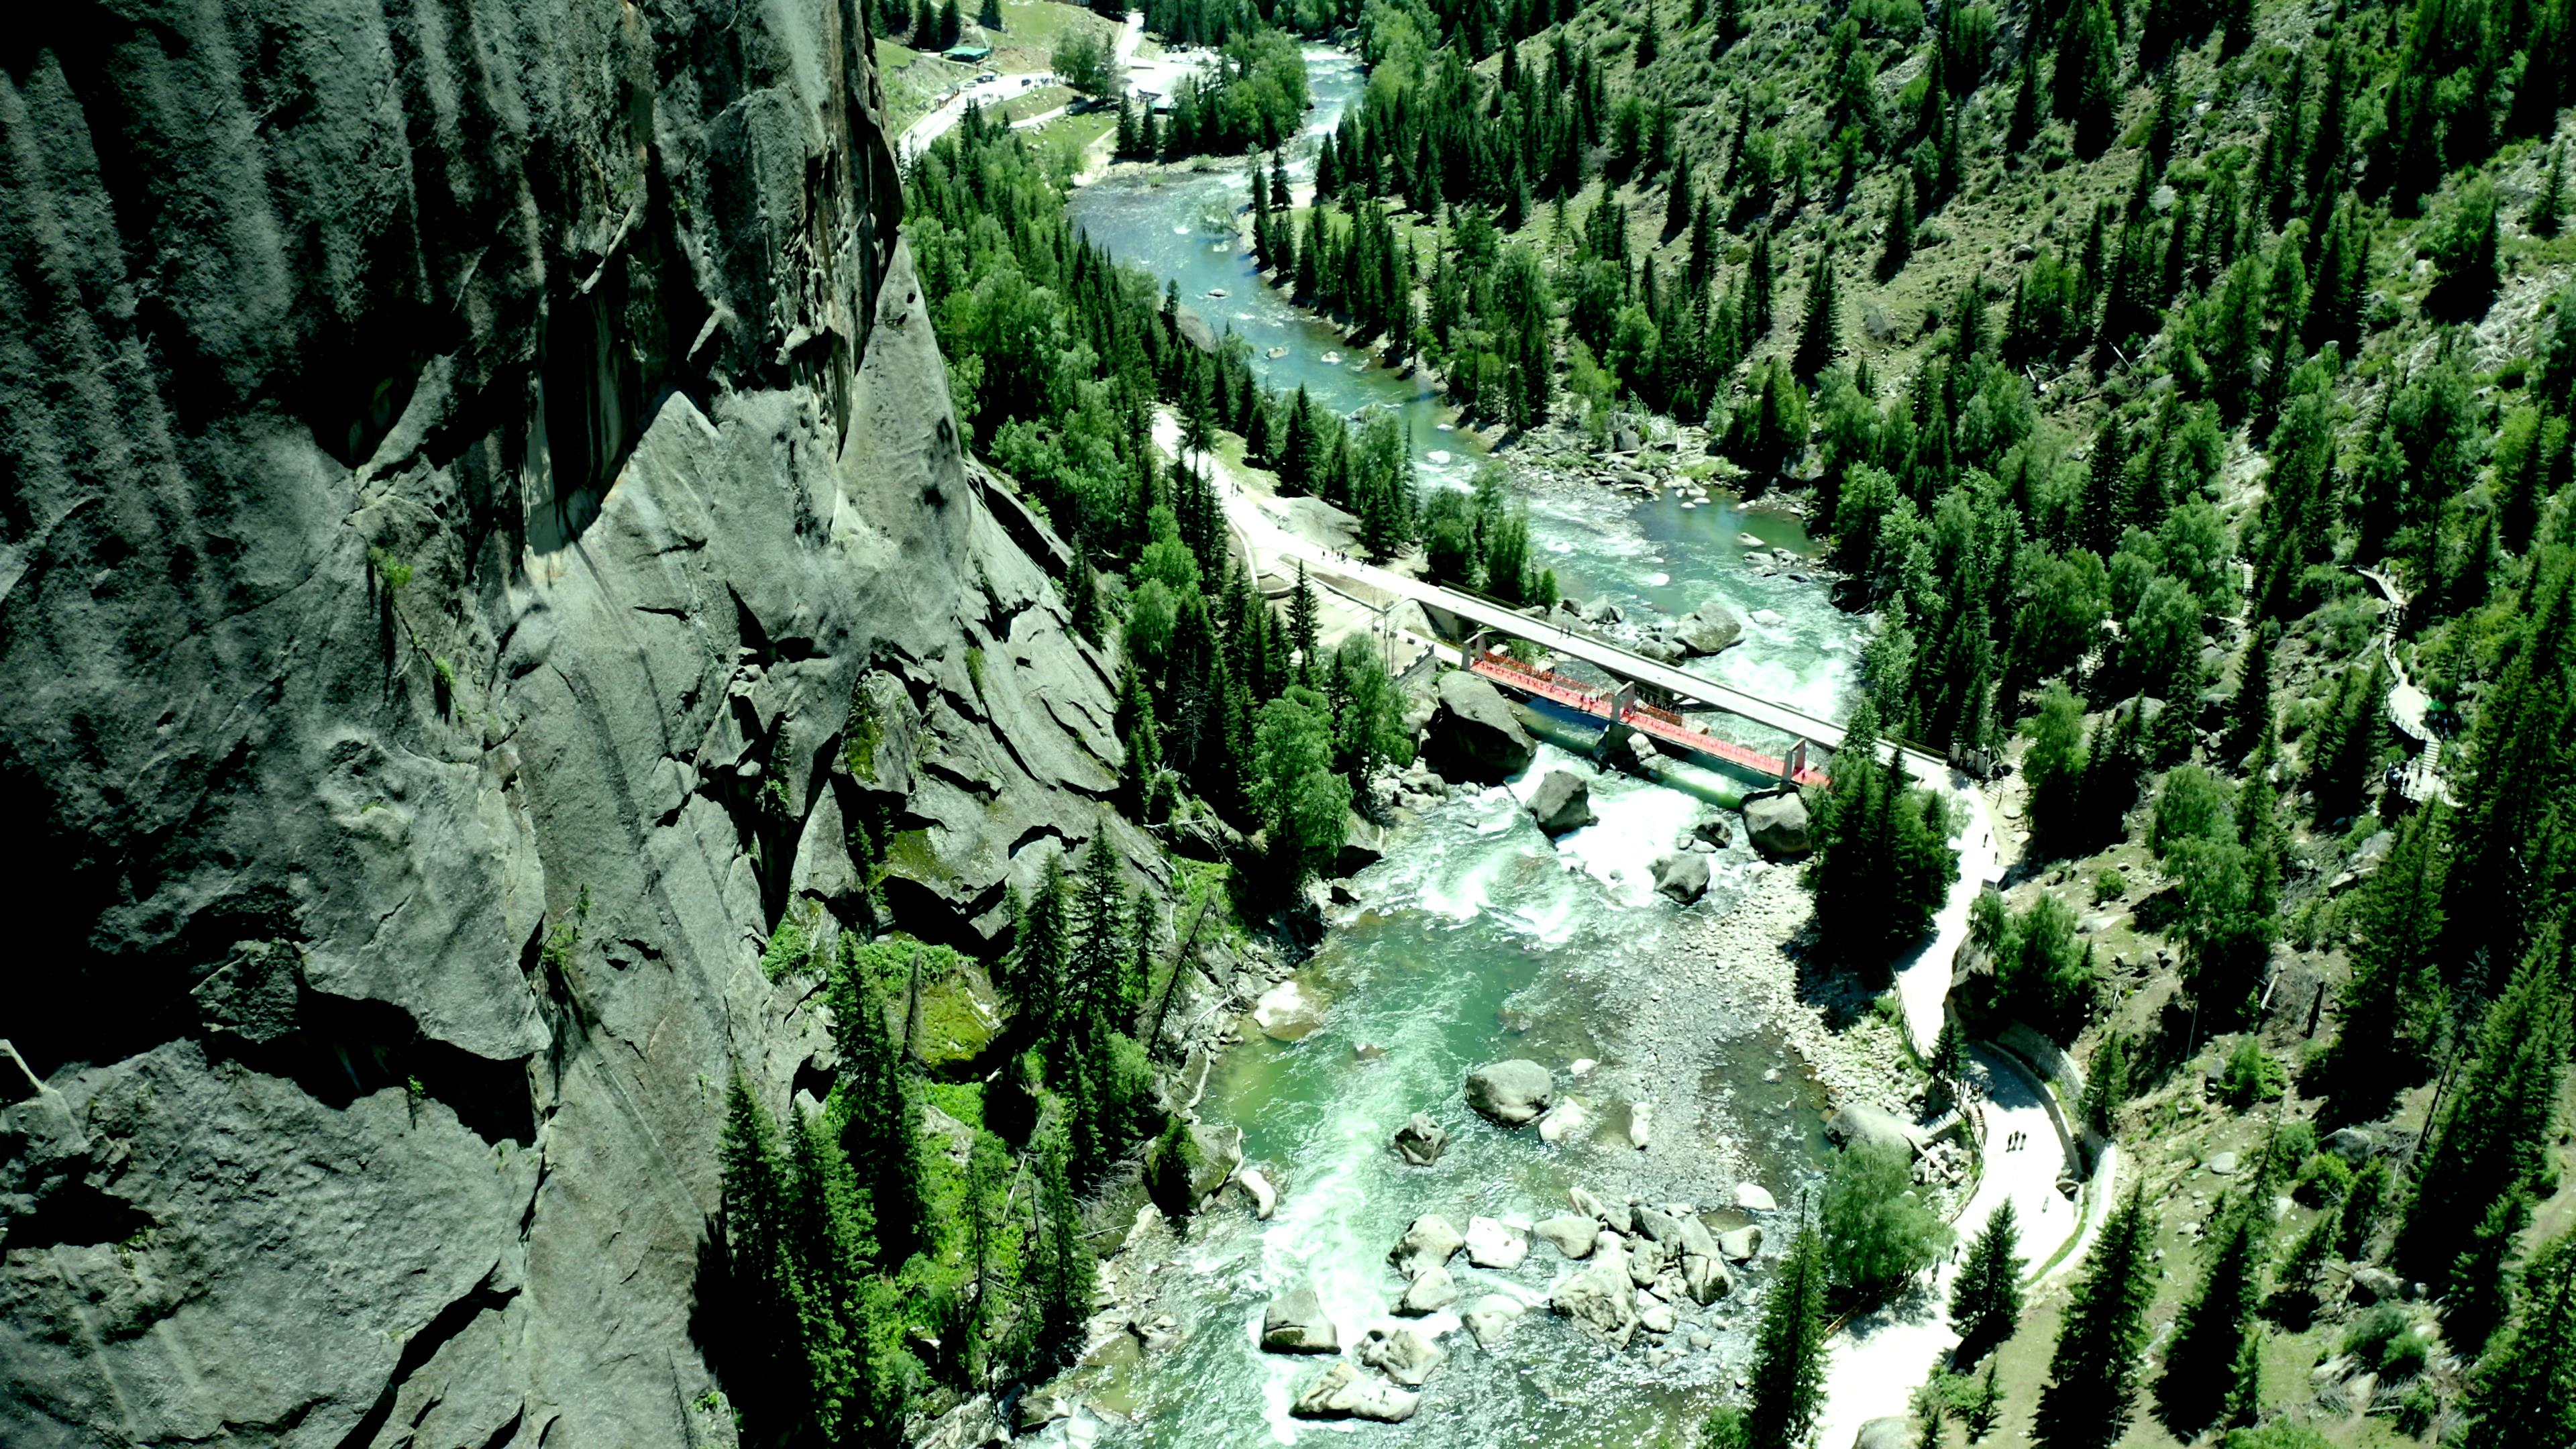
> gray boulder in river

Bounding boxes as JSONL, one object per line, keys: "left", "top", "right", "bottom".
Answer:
{"left": 1856, "top": 1417, "right": 1917, "bottom": 1449}
{"left": 1550, "top": 1256, "right": 1643, "bottom": 1346}
{"left": 1392, "top": 1111, "right": 1449, "bottom": 1165}
{"left": 1653, "top": 852, "right": 1712, "bottom": 904}
{"left": 1291, "top": 1362, "right": 1419, "bottom": 1422}
{"left": 1388, "top": 1214, "right": 1469, "bottom": 1275}
{"left": 1743, "top": 789, "right": 1814, "bottom": 859}
{"left": 1465, "top": 1059, "right": 1558, "bottom": 1125}
{"left": 1528, "top": 769, "right": 1599, "bottom": 833}
{"left": 1425, "top": 670, "right": 1538, "bottom": 782}
{"left": 1261, "top": 1283, "right": 1340, "bottom": 1352}
{"left": 1677, "top": 602, "right": 1746, "bottom": 656}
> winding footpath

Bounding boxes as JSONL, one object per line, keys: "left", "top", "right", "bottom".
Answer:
{"left": 895, "top": 11, "right": 1148, "bottom": 160}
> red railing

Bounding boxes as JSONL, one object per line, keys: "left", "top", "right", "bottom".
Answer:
{"left": 1467, "top": 652, "right": 1830, "bottom": 787}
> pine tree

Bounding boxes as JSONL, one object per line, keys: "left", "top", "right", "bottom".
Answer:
{"left": 977, "top": 0, "right": 1000, "bottom": 28}
{"left": 1025, "top": 1118, "right": 1097, "bottom": 1368}
{"left": 2155, "top": 1193, "right": 2269, "bottom": 1436}
{"left": 2537, "top": 143, "right": 2568, "bottom": 238}
{"left": 1068, "top": 543, "right": 1104, "bottom": 645}
{"left": 2451, "top": 1190, "right": 2537, "bottom": 1354}
{"left": 2323, "top": 803, "right": 2449, "bottom": 1124}
{"left": 1880, "top": 177, "right": 1917, "bottom": 280}
{"left": 1288, "top": 562, "right": 1321, "bottom": 681}
{"left": 1794, "top": 248, "right": 1840, "bottom": 380}
{"left": 1951, "top": 1199, "right": 2027, "bottom": 1356}
{"left": 1745, "top": 1219, "right": 1831, "bottom": 1449}
{"left": 1636, "top": 3, "right": 1660, "bottom": 67}
{"left": 2007, "top": 44, "right": 2042, "bottom": 156}
{"left": 828, "top": 936, "right": 936, "bottom": 1265}
{"left": 2463, "top": 1230, "right": 2576, "bottom": 1449}
{"left": 2339, "top": 1157, "right": 2389, "bottom": 1257}
{"left": 937, "top": 0, "right": 961, "bottom": 48}
{"left": 2396, "top": 932, "right": 2576, "bottom": 1292}
{"left": 718, "top": 1075, "right": 803, "bottom": 1419}
{"left": 1667, "top": 154, "right": 1695, "bottom": 236}
{"left": 2080, "top": 1032, "right": 2129, "bottom": 1138}
{"left": 2034, "top": 1187, "right": 2157, "bottom": 1449}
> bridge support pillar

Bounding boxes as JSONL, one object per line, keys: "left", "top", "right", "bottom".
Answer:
{"left": 1787, "top": 739, "right": 1807, "bottom": 784}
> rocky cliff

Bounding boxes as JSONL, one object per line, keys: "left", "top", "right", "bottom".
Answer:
{"left": 0, "top": 3, "right": 1138, "bottom": 1444}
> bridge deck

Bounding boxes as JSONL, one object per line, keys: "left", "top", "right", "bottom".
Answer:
{"left": 1469, "top": 653, "right": 1831, "bottom": 786}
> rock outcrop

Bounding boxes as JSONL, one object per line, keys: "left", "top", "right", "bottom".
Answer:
{"left": 0, "top": 7, "right": 1148, "bottom": 1446}
{"left": 1424, "top": 671, "right": 1538, "bottom": 782}
{"left": 1291, "top": 1362, "right": 1419, "bottom": 1421}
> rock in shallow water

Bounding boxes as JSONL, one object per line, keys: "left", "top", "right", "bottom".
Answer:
{"left": 1462, "top": 1294, "right": 1529, "bottom": 1349}
{"left": 1424, "top": 672, "right": 1537, "bottom": 783}
{"left": 1718, "top": 1226, "right": 1764, "bottom": 1263}
{"left": 1355, "top": 1326, "right": 1446, "bottom": 1387}
{"left": 1550, "top": 1256, "right": 1643, "bottom": 1346}
{"left": 1261, "top": 1283, "right": 1340, "bottom": 1353}
{"left": 1735, "top": 1182, "right": 1778, "bottom": 1212}
{"left": 1291, "top": 1362, "right": 1419, "bottom": 1421}
{"left": 1653, "top": 851, "right": 1711, "bottom": 904}
{"left": 1466, "top": 1216, "right": 1531, "bottom": 1269}
{"left": 1535, "top": 1214, "right": 1599, "bottom": 1258}
{"left": 1399, "top": 1265, "right": 1460, "bottom": 1314}
{"left": 1393, "top": 1111, "right": 1448, "bottom": 1165}
{"left": 1537, "top": 1097, "right": 1592, "bottom": 1143}
{"left": 1389, "top": 1214, "right": 1468, "bottom": 1275}
{"left": 1528, "top": 769, "right": 1599, "bottom": 833}
{"left": 1465, "top": 1059, "right": 1557, "bottom": 1125}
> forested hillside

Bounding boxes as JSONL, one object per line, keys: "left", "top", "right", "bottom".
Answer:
{"left": 881, "top": 0, "right": 2576, "bottom": 1438}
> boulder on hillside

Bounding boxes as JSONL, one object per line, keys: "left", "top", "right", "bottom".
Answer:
{"left": 1261, "top": 1283, "right": 1340, "bottom": 1353}
{"left": 1291, "top": 1362, "right": 1419, "bottom": 1422}
{"left": 1392, "top": 1112, "right": 1448, "bottom": 1165}
{"left": 1856, "top": 1417, "right": 1916, "bottom": 1449}
{"left": 1426, "top": 671, "right": 1537, "bottom": 784}
{"left": 1652, "top": 852, "right": 1711, "bottom": 904}
{"left": 1529, "top": 769, "right": 1599, "bottom": 833}
{"left": 1677, "top": 602, "right": 1745, "bottom": 657}
{"left": 1465, "top": 1059, "right": 1557, "bottom": 1126}
{"left": 1742, "top": 790, "right": 1813, "bottom": 860}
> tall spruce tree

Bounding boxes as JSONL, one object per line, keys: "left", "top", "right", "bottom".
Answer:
{"left": 2396, "top": 929, "right": 2576, "bottom": 1292}
{"left": 2034, "top": 1187, "right": 2158, "bottom": 1449}
{"left": 1951, "top": 1199, "right": 2027, "bottom": 1357}
{"left": 1745, "top": 1219, "right": 1831, "bottom": 1449}
{"left": 1794, "top": 248, "right": 1841, "bottom": 379}
{"left": 2463, "top": 1230, "right": 2576, "bottom": 1449}
{"left": 2155, "top": 1193, "right": 2269, "bottom": 1436}
{"left": 2322, "top": 802, "right": 2449, "bottom": 1124}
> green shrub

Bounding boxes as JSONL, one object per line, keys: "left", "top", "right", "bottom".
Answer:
{"left": 1821, "top": 1140, "right": 1954, "bottom": 1309}
{"left": 2218, "top": 1036, "right": 2285, "bottom": 1110}
{"left": 2294, "top": 1151, "right": 2352, "bottom": 1208}
{"left": 2092, "top": 867, "right": 2129, "bottom": 904}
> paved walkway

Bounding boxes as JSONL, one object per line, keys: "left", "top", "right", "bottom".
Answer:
{"left": 1817, "top": 1046, "right": 2080, "bottom": 1449}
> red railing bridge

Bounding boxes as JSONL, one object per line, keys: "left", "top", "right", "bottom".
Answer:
{"left": 1468, "top": 650, "right": 1830, "bottom": 787}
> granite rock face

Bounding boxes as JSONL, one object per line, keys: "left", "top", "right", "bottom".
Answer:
{"left": 0, "top": 5, "right": 1135, "bottom": 1446}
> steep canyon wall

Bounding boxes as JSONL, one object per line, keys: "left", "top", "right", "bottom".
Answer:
{"left": 0, "top": 3, "right": 1131, "bottom": 1443}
